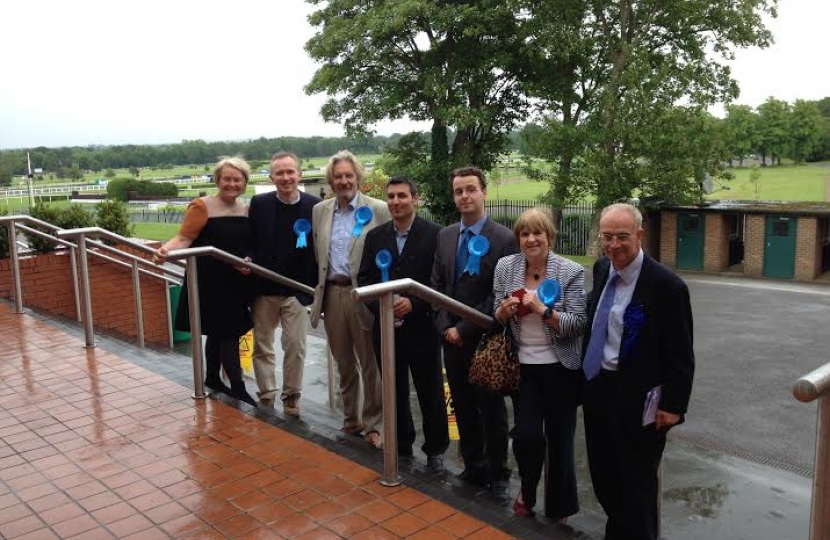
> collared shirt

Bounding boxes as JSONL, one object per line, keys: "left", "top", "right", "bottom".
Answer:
{"left": 394, "top": 225, "right": 411, "bottom": 255}
{"left": 276, "top": 190, "right": 301, "bottom": 205}
{"left": 457, "top": 214, "right": 488, "bottom": 250}
{"left": 327, "top": 194, "right": 359, "bottom": 279}
{"left": 599, "top": 248, "right": 644, "bottom": 371}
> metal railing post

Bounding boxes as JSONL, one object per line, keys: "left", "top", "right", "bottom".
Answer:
{"left": 131, "top": 259, "right": 145, "bottom": 348}
{"left": 7, "top": 220, "right": 24, "bottom": 314}
{"left": 810, "top": 395, "right": 830, "bottom": 540}
{"left": 165, "top": 285, "right": 174, "bottom": 349}
{"left": 69, "top": 246, "right": 81, "bottom": 322}
{"left": 186, "top": 256, "right": 207, "bottom": 399}
{"left": 76, "top": 234, "right": 96, "bottom": 348}
{"left": 378, "top": 291, "right": 401, "bottom": 487}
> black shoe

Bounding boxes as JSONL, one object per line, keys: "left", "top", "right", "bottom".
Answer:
{"left": 204, "top": 378, "right": 231, "bottom": 394}
{"left": 426, "top": 455, "right": 445, "bottom": 472}
{"left": 490, "top": 478, "right": 510, "bottom": 499}
{"left": 457, "top": 468, "right": 489, "bottom": 488}
{"left": 229, "top": 386, "right": 258, "bottom": 407}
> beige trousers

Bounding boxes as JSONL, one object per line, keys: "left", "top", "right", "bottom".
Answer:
{"left": 323, "top": 284, "right": 383, "bottom": 434}
{"left": 251, "top": 295, "right": 309, "bottom": 401}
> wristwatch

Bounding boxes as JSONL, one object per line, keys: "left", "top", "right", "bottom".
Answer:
{"left": 542, "top": 307, "right": 553, "bottom": 320}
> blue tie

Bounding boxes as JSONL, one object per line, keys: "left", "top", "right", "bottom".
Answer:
{"left": 455, "top": 229, "right": 471, "bottom": 282}
{"left": 583, "top": 273, "right": 619, "bottom": 381}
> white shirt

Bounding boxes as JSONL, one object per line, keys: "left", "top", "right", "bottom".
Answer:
{"left": 599, "top": 249, "right": 644, "bottom": 371}
{"left": 517, "top": 288, "right": 559, "bottom": 365}
{"left": 327, "top": 194, "right": 358, "bottom": 279}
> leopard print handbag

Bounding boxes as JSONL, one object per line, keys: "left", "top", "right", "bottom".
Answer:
{"left": 469, "top": 325, "right": 520, "bottom": 395}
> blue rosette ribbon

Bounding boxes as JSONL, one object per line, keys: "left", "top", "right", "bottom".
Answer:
{"left": 375, "top": 249, "right": 392, "bottom": 283}
{"left": 353, "top": 206, "right": 373, "bottom": 237}
{"left": 537, "top": 278, "right": 562, "bottom": 307}
{"left": 293, "top": 218, "right": 311, "bottom": 248}
{"left": 621, "top": 304, "right": 646, "bottom": 359}
{"left": 464, "top": 235, "right": 490, "bottom": 276}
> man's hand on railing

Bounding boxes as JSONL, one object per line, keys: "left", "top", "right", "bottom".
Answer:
{"left": 238, "top": 257, "right": 253, "bottom": 276}
{"left": 393, "top": 296, "right": 412, "bottom": 318}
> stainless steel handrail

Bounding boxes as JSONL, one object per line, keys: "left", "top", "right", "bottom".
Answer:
{"left": 161, "top": 246, "right": 316, "bottom": 400}
{"left": 352, "top": 278, "right": 495, "bottom": 486}
{"left": 793, "top": 362, "right": 830, "bottom": 540}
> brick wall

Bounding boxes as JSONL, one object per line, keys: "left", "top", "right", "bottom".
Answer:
{"left": 659, "top": 211, "right": 678, "bottom": 267}
{"left": 744, "top": 215, "right": 765, "bottom": 277}
{"left": 0, "top": 242, "right": 171, "bottom": 345}
{"left": 795, "top": 217, "right": 820, "bottom": 281}
{"left": 703, "top": 214, "right": 729, "bottom": 272}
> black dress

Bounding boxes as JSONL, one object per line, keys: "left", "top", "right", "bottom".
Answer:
{"left": 175, "top": 214, "right": 256, "bottom": 405}
{"left": 175, "top": 216, "right": 253, "bottom": 338}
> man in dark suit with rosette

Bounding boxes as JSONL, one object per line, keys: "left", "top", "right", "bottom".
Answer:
{"left": 581, "top": 203, "right": 695, "bottom": 540}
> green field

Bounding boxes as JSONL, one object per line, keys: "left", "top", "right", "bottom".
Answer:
{"left": 707, "top": 162, "right": 829, "bottom": 201}
{"left": 132, "top": 222, "right": 180, "bottom": 241}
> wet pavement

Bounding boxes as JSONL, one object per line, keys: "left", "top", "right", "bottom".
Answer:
{"left": 1, "top": 270, "right": 826, "bottom": 539}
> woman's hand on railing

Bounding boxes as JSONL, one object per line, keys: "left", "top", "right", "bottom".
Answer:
{"left": 153, "top": 246, "right": 168, "bottom": 265}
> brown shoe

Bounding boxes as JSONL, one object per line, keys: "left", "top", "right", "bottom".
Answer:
{"left": 364, "top": 431, "right": 382, "bottom": 449}
{"left": 283, "top": 396, "right": 300, "bottom": 417}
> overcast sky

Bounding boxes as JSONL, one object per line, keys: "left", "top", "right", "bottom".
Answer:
{"left": 1, "top": 0, "right": 827, "bottom": 150}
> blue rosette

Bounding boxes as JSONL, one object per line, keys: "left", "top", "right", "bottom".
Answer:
{"left": 537, "top": 278, "right": 562, "bottom": 307}
{"left": 464, "top": 235, "right": 490, "bottom": 276}
{"left": 293, "top": 218, "right": 311, "bottom": 248}
{"left": 375, "top": 249, "right": 392, "bottom": 283}
{"left": 621, "top": 304, "right": 646, "bottom": 358}
{"left": 353, "top": 206, "right": 373, "bottom": 237}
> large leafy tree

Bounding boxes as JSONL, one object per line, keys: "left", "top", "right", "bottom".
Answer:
{"left": 520, "top": 0, "right": 776, "bottom": 209}
{"left": 723, "top": 104, "right": 758, "bottom": 166}
{"left": 756, "top": 97, "right": 791, "bottom": 166}
{"left": 304, "top": 0, "right": 530, "bottom": 221}
{"left": 788, "top": 99, "right": 823, "bottom": 164}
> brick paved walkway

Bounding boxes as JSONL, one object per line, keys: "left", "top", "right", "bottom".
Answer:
{"left": 0, "top": 303, "right": 516, "bottom": 540}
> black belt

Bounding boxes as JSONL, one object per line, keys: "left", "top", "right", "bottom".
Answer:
{"left": 327, "top": 277, "right": 352, "bottom": 286}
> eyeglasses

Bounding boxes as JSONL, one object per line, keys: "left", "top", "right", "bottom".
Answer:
{"left": 598, "top": 233, "right": 633, "bottom": 243}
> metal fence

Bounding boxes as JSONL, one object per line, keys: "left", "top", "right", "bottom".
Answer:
{"left": 419, "top": 200, "right": 596, "bottom": 256}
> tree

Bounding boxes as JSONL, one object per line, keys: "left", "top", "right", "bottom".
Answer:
{"left": 723, "top": 105, "right": 758, "bottom": 166}
{"left": 104, "top": 168, "right": 116, "bottom": 178}
{"left": 129, "top": 165, "right": 140, "bottom": 177}
{"left": 520, "top": 0, "right": 776, "bottom": 209}
{"left": 67, "top": 166, "right": 84, "bottom": 180}
{"left": 757, "top": 97, "right": 791, "bottom": 166}
{"left": 0, "top": 164, "right": 12, "bottom": 187}
{"left": 789, "top": 100, "right": 823, "bottom": 164}
{"left": 304, "top": 0, "right": 530, "bottom": 221}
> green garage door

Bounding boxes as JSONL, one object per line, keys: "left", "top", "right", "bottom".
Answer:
{"left": 677, "top": 212, "right": 705, "bottom": 271}
{"left": 763, "top": 215, "right": 797, "bottom": 279}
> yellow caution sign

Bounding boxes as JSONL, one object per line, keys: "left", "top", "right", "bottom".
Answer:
{"left": 239, "top": 330, "right": 254, "bottom": 375}
{"left": 444, "top": 369, "right": 459, "bottom": 441}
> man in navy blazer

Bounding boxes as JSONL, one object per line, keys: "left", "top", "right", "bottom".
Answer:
{"left": 431, "top": 166, "right": 518, "bottom": 496}
{"left": 357, "top": 177, "right": 449, "bottom": 471}
{"left": 248, "top": 152, "right": 320, "bottom": 415}
{"left": 581, "top": 203, "right": 695, "bottom": 540}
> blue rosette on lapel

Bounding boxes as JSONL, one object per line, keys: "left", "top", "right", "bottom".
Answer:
{"left": 622, "top": 304, "right": 646, "bottom": 359}
{"left": 353, "top": 206, "right": 373, "bottom": 237}
{"left": 375, "top": 249, "right": 392, "bottom": 282}
{"left": 464, "top": 235, "right": 489, "bottom": 276}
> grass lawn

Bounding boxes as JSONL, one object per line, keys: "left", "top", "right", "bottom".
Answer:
{"left": 491, "top": 180, "right": 549, "bottom": 201}
{"left": 562, "top": 254, "right": 596, "bottom": 267}
{"left": 708, "top": 162, "right": 829, "bottom": 202}
{"left": 132, "top": 222, "right": 180, "bottom": 241}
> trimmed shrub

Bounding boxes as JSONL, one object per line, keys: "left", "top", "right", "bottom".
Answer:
{"left": 95, "top": 200, "right": 134, "bottom": 243}
{"left": 25, "top": 204, "right": 96, "bottom": 254}
{"left": 0, "top": 208, "right": 8, "bottom": 259}
{"left": 106, "top": 178, "right": 178, "bottom": 201}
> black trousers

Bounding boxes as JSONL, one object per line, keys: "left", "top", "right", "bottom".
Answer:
{"left": 443, "top": 342, "right": 509, "bottom": 481}
{"left": 373, "top": 324, "right": 449, "bottom": 457}
{"left": 512, "top": 363, "right": 579, "bottom": 518}
{"left": 204, "top": 335, "right": 247, "bottom": 394}
{"left": 582, "top": 371, "right": 667, "bottom": 540}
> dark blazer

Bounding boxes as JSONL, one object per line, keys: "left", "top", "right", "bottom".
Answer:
{"left": 585, "top": 254, "right": 695, "bottom": 415}
{"left": 357, "top": 216, "right": 441, "bottom": 332}
{"left": 248, "top": 190, "right": 320, "bottom": 305}
{"left": 431, "top": 217, "right": 519, "bottom": 344}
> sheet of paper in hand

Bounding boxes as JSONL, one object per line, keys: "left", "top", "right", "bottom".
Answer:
{"left": 642, "top": 385, "right": 662, "bottom": 427}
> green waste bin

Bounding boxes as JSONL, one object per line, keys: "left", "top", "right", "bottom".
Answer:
{"left": 169, "top": 285, "right": 192, "bottom": 343}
